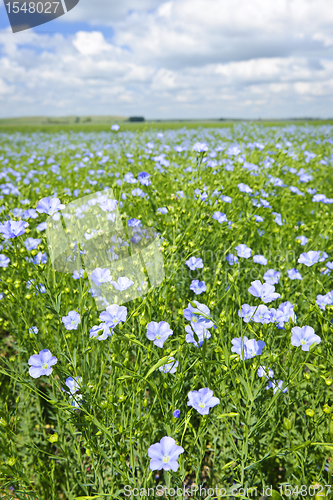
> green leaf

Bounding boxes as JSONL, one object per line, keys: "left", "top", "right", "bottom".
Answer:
{"left": 145, "top": 350, "right": 177, "bottom": 379}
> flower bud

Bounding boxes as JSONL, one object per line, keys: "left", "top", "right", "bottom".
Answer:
{"left": 306, "top": 409, "right": 315, "bottom": 417}
{"left": 323, "top": 404, "right": 331, "bottom": 414}
{"left": 48, "top": 432, "right": 58, "bottom": 443}
{"left": 283, "top": 417, "right": 293, "bottom": 430}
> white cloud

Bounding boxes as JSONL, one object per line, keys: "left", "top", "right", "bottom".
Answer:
{"left": 73, "top": 32, "right": 112, "bottom": 56}
{"left": 0, "top": 0, "right": 333, "bottom": 118}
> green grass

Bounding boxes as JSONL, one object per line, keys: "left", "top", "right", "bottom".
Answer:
{"left": 0, "top": 118, "right": 332, "bottom": 134}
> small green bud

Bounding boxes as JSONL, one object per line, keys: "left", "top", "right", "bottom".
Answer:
{"left": 306, "top": 409, "right": 315, "bottom": 417}
{"left": 283, "top": 417, "right": 293, "bottom": 430}
{"left": 323, "top": 404, "right": 331, "bottom": 414}
{"left": 48, "top": 432, "right": 58, "bottom": 443}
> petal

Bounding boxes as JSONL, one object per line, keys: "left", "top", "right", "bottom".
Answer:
{"left": 48, "top": 356, "right": 58, "bottom": 366}
{"left": 148, "top": 443, "right": 162, "bottom": 459}
{"left": 29, "top": 366, "right": 42, "bottom": 378}
{"left": 160, "top": 436, "right": 176, "bottom": 455}
{"left": 28, "top": 354, "right": 42, "bottom": 366}
{"left": 149, "top": 459, "right": 163, "bottom": 471}
{"left": 169, "top": 445, "right": 185, "bottom": 461}
{"left": 168, "top": 460, "right": 180, "bottom": 472}
{"left": 207, "top": 397, "right": 220, "bottom": 407}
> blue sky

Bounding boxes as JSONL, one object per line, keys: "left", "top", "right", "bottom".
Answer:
{"left": 0, "top": 0, "right": 332, "bottom": 119}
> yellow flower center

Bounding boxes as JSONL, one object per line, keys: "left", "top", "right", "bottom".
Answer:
{"left": 42, "top": 363, "right": 48, "bottom": 369}
{"left": 300, "top": 339, "right": 307, "bottom": 345}
{"left": 192, "top": 317, "right": 198, "bottom": 323}
{"left": 156, "top": 334, "right": 161, "bottom": 339}
{"left": 199, "top": 402, "right": 206, "bottom": 408}
{"left": 163, "top": 456, "right": 170, "bottom": 463}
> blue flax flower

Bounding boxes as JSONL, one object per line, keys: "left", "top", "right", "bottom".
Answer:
{"left": 91, "top": 268, "right": 112, "bottom": 287}
{"left": 185, "top": 325, "right": 211, "bottom": 347}
{"left": 36, "top": 197, "right": 65, "bottom": 217}
{"left": 148, "top": 436, "right": 184, "bottom": 472}
{"left": 99, "top": 304, "right": 127, "bottom": 328}
{"left": 291, "top": 326, "right": 321, "bottom": 351}
{"left": 212, "top": 211, "right": 228, "bottom": 224}
{"left": 36, "top": 222, "right": 47, "bottom": 232}
{"left": 316, "top": 294, "right": 331, "bottom": 311}
{"left": 231, "top": 336, "right": 265, "bottom": 360}
{"left": 226, "top": 253, "right": 238, "bottom": 265}
{"left": 287, "top": 268, "right": 303, "bottom": 280}
{"left": 263, "top": 269, "right": 280, "bottom": 285}
{"left": 173, "top": 410, "right": 181, "bottom": 418}
{"left": 193, "top": 142, "right": 208, "bottom": 152}
{"left": 73, "top": 269, "right": 85, "bottom": 279}
{"left": 89, "top": 323, "right": 112, "bottom": 341}
{"left": 183, "top": 301, "right": 214, "bottom": 331}
{"left": 274, "top": 301, "right": 296, "bottom": 328}
{"left": 252, "top": 305, "right": 272, "bottom": 324}
{"left": 272, "top": 212, "right": 284, "bottom": 226}
{"left": 253, "top": 255, "right": 267, "bottom": 265}
{"left": 298, "top": 250, "right": 327, "bottom": 267}
{"left": 62, "top": 376, "right": 82, "bottom": 408}
{"left": 187, "top": 388, "right": 220, "bottom": 415}
{"left": 0, "top": 255, "right": 10, "bottom": 268}
{"left": 238, "top": 304, "right": 256, "bottom": 323}
{"left": 221, "top": 195, "right": 232, "bottom": 203}
{"left": 138, "top": 172, "right": 152, "bottom": 186}
{"left": 157, "top": 207, "right": 168, "bottom": 214}
{"left": 266, "top": 380, "right": 287, "bottom": 394}
{"left": 146, "top": 321, "right": 173, "bottom": 348}
{"left": 238, "top": 183, "right": 252, "bottom": 193}
{"left": 24, "top": 237, "right": 41, "bottom": 251}
{"left": 62, "top": 311, "right": 81, "bottom": 331}
{"left": 127, "top": 218, "right": 142, "bottom": 227}
{"left": 185, "top": 256, "right": 204, "bottom": 270}
{"left": 159, "top": 356, "right": 178, "bottom": 374}
{"left": 235, "top": 244, "right": 252, "bottom": 258}
{"left": 248, "top": 280, "right": 280, "bottom": 303}
{"left": 62, "top": 376, "right": 82, "bottom": 395}
{"left": 257, "top": 366, "right": 274, "bottom": 378}
{"left": 190, "top": 279, "right": 207, "bottom": 295}
{"left": 28, "top": 349, "right": 57, "bottom": 378}
{"left": 254, "top": 215, "right": 263, "bottom": 222}
{"left": 110, "top": 277, "right": 134, "bottom": 291}
{"left": 0, "top": 220, "right": 28, "bottom": 239}
{"left": 296, "top": 235, "right": 309, "bottom": 246}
